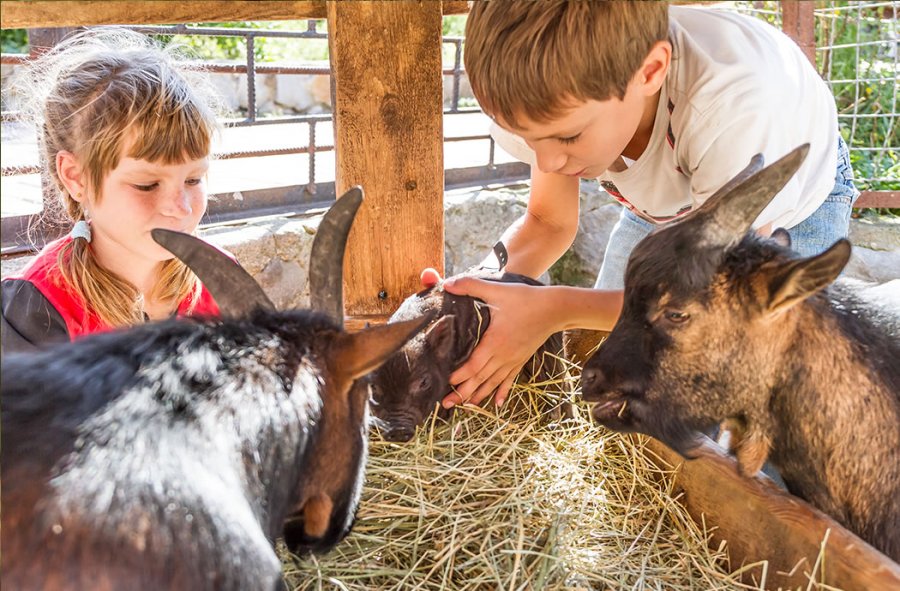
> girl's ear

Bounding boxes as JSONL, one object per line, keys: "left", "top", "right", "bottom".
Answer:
{"left": 56, "top": 150, "right": 86, "bottom": 203}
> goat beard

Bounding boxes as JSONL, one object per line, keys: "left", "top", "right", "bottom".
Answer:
{"left": 599, "top": 398, "right": 706, "bottom": 459}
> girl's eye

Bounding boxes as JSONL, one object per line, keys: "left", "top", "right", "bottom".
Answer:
{"left": 186, "top": 178, "right": 202, "bottom": 186}
{"left": 664, "top": 310, "right": 690, "bottom": 324}
{"left": 558, "top": 133, "right": 581, "bottom": 145}
{"left": 133, "top": 183, "right": 158, "bottom": 192}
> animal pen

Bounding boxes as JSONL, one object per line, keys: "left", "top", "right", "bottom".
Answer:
{"left": 1, "top": 1, "right": 899, "bottom": 589}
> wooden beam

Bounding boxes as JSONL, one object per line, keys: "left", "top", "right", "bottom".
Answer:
{"left": 1, "top": 0, "right": 468, "bottom": 29}
{"left": 442, "top": 1, "right": 469, "bottom": 15}
{"left": 640, "top": 436, "right": 900, "bottom": 589}
{"left": 1, "top": 1, "right": 326, "bottom": 29}
{"left": 328, "top": 0, "right": 444, "bottom": 319}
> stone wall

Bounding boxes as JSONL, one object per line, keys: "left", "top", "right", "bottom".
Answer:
{"left": 4, "top": 185, "right": 897, "bottom": 309}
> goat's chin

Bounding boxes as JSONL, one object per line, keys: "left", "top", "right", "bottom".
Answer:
{"left": 590, "top": 399, "right": 704, "bottom": 460}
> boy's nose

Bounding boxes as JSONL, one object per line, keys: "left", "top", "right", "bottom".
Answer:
{"left": 534, "top": 146, "right": 568, "bottom": 174}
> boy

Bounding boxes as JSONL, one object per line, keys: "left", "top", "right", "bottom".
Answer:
{"left": 435, "top": 1, "right": 859, "bottom": 409}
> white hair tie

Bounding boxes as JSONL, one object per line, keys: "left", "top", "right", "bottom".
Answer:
{"left": 70, "top": 220, "right": 92, "bottom": 243}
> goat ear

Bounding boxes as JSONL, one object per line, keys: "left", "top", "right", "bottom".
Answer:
{"left": 764, "top": 239, "right": 851, "bottom": 314}
{"left": 330, "top": 312, "right": 435, "bottom": 380}
{"left": 770, "top": 228, "right": 792, "bottom": 249}
{"left": 425, "top": 315, "right": 455, "bottom": 359}
{"left": 698, "top": 144, "right": 809, "bottom": 249}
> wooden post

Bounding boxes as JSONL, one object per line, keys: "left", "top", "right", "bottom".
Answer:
{"left": 327, "top": 1, "right": 445, "bottom": 326}
{"left": 781, "top": 1, "right": 816, "bottom": 66}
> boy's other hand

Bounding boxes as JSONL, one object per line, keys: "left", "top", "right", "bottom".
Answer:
{"left": 440, "top": 277, "right": 556, "bottom": 410}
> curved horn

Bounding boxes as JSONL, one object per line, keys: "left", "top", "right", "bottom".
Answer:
{"left": 699, "top": 144, "right": 809, "bottom": 248}
{"left": 151, "top": 229, "right": 274, "bottom": 316}
{"left": 309, "top": 186, "right": 364, "bottom": 326}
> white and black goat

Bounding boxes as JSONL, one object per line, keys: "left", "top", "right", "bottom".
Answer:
{"left": 581, "top": 145, "right": 900, "bottom": 561}
{"left": 0, "top": 188, "right": 432, "bottom": 590}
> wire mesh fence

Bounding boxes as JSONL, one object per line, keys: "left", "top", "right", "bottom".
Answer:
{"left": 726, "top": 1, "right": 899, "bottom": 195}
{"left": 1, "top": 2, "right": 896, "bottom": 253}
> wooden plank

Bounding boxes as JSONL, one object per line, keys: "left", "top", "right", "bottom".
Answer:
{"left": 328, "top": 0, "right": 444, "bottom": 318}
{"left": 2, "top": 0, "right": 468, "bottom": 29}
{"left": 1, "top": 1, "right": 326, "bottom": 29}
{"left": 442, "top": 1, "right": 469, "bottom": 15}
{"left": 344, "top": 314, "right": 389, "bottom": 333}
{"left": 855, "top": 190, "right": 900, "bottom": 209}
{"left": 640, "top": 435, "right": 900, "bottom": 589}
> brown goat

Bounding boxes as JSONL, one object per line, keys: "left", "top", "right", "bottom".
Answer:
{"left": 581, "top": 146, "right": 900, "bottom": 561}
{"left": 0, "top": 189, "right": 432, "bottom": 590}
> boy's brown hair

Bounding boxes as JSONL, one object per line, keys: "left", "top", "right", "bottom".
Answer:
{"left": 464, "top": 1, "right": 669, "bottom": 127}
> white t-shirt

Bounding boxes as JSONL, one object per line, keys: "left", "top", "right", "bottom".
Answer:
{"left": 491, "top": 5, "right": 839, "bottom": 229}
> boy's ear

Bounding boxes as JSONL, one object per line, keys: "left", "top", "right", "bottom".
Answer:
{"left": 762, "top": 239, "right": 851, "bottom": 315}
{"left": 637, "top": 40, "right": 672, "bottom": 95}
{"left": 56, "top": 150, "right": 86, "bottom": 202}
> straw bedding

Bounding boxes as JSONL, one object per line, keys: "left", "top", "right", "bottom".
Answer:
{"left": 281, "top": 360, "right": 823, "bottom": 590}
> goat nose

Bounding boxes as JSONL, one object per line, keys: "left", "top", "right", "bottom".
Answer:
{"left": 580, "top": 367, "right": 606, "bottom": 401}
{"left": 384, "top": 426, "right": 415, "bottom": 442}
{"left": 302, "top": 494, "right": 333, "bottom": 539}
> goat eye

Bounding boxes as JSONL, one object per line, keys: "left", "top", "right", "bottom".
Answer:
{"left": 414, "top": 375, "right": 431, "bottom": 392}
{"left": 664, "top": 310, "right": 690, "bottom": 323}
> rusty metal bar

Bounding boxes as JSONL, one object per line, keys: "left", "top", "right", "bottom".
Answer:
{"left": 782, "top": 1, "right": 817, "bottom": 66}
{"left": 855, "top": 191, "right": 900, "bottom": 209}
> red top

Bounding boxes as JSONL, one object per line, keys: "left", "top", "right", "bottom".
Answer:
{"left": 9, "top": 235, "right": 220, "bottom": 339}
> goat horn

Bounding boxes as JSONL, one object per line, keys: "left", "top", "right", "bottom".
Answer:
{"left": 151, "top": 229, "right": 275, "bottom": 316}
{"left": 309, "top": 186, "right": 364, "bottom": 327}
{"left": 697, "top": 144, "right": 809, "bottom": 248}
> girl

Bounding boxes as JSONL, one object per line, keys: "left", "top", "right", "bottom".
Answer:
{"left": 2, "top": 29, "right": 223, "bottom": 354}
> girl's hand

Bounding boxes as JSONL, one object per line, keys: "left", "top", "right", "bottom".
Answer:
{"left": 420, "top": 267, "right": 442, "bottom": 288}
{"left": 440, "top": 277, "right": 559, "bottom": 409}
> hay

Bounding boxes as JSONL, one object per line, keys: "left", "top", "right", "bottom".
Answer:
{"left": 281, "top": 361, "right": 829, "bottom": 590}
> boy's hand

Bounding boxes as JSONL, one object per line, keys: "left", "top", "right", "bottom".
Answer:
{"left": 439, "top": 276, "right": 557, "bottom": 409}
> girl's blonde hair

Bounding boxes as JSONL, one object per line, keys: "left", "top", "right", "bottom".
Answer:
{"left": 464, "top": 1, "right": 670, "bottom": 128}
{"left": 21, "top": 28, "right": 220, "bottom": 327}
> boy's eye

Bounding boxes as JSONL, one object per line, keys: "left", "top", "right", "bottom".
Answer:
{"left": 186, "top": 178, "right": 202, "bottom": 186}
{"left": 558, "top": 133, "right": 581, "bottom": 145}
{"left": 133, "top": 183, "right": 158, "bottom": 192}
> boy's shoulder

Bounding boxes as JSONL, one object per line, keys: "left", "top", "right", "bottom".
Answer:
{"left": 667, "top": 5, "right": 826, "bottom": 116}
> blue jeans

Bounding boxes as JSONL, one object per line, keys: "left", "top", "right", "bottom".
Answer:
{"left": 594, "top": 137, "right": 860, "bottom": 289}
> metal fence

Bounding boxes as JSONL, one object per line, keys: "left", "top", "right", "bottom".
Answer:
{"left": 2, "top": 2, "right": 897, "bottom": 254}
{"left": 728, "top": 1, "right": 899, "bottom": 203}
{"left": 0, "top": 19, "right": 526, "bottom": 253}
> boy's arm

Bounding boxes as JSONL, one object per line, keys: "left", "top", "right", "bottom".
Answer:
{"left": 492, "top": 168, "right": 581, "bottom": 277}
{"left": 440, "top": 279, "right": 622, "bottom": 409}
{"left": 439, "top": 168, "right": 604, "bottom": 409}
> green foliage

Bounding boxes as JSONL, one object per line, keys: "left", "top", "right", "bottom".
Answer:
{"left": 815, "top": 2, "right": 898, "bottom": 193}
{"left": 154, "top": 20, "right": 329, "bottom": 63}
{"left": 1, "top": 29, "right": 28, "bottom": 53}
